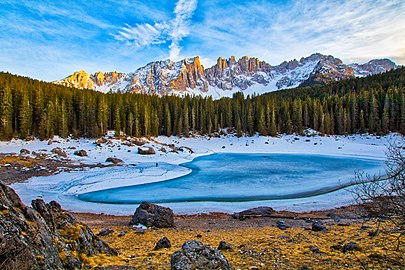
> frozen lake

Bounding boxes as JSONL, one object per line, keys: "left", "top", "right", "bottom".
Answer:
{"left": 78, "top": 153, "right": 384, "bottom": 205}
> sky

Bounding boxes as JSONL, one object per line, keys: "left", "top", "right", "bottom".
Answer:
{"left": 1, "top": 0, "right": 405, "bottom": 82}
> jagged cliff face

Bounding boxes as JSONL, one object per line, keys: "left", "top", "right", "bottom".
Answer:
{"left": 0, "top": 182, "right": 116, "bottom": 270}
{"left": 55, "top": 53, "right": 397, "bottom": 98}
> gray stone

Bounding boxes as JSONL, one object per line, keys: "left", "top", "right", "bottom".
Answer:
{"left": 342, "top": 242, "right": 360, "bottom": 253}
{"left": 311, "top": 220, "right": 327, "bottom": 232}
{"left": 154, "top": 237, "right": 171, "bottom": 250}
{"left": 97, "top": 228, "right": 114, "bottom": 236}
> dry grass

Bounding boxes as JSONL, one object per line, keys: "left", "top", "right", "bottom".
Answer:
{"left": 85, "top": 222, "right": 404, "bottom": 269}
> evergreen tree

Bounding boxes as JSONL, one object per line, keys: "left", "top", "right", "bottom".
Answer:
{"left": 0, "top": 85, "right": 13, "bottom": 139}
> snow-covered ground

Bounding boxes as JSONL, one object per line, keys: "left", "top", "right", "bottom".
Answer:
{"left": 3, "top": 132, "right": 403, "bottom": 215}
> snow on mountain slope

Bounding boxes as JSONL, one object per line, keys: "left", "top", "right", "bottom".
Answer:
{"left": 54, "top": 53, "right": 397, "bottom": 98}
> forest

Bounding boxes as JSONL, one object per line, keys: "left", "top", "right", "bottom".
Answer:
{"left": 0, "top": 67, "right": 404, "bottom": 140}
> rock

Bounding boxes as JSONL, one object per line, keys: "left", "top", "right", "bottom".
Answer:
{"left": 94, "top": 267, "right": 137, "bottom": 270}
{"left": 0, "top": 182, "right": 116, "bottom": 270}
{"left": 368, "top": 231, "right": 378, "bottom": 237}
{"left": 276, "top": 220, "right": 290, "bottom": 230}
{"left": 171, "top": 240, "right": 231, "bottom": 270}
{"left": 105, "top": 157, "right": 124, "bottom": 164}
{"left": 135, "top": 227, "right": 145, "bottom": 234}
{"left": 154, "top": 237, "right": 171, "bottom": 250}
{"left": 217, "top": 240, "right": 232, "bottom": 251}
{"left": 160, "top": 147, "right": 167, "bottom": 153}
{"left": 48, "top": 140, "right": 53, "bottom": 145}
{"left": 309, "top": 246, "right": 321, "bottom": 253}
{"left": 311, "top": 220, "right": 327, "bottom": 232}
{"left": 342, "top": 242, "right": 360, "bottom": 253}
{"left": 130, "top": 202, "right": 174, "bottom": 228}
{"left": 138, "top": 146, "right": 155, "bottom": 155}
{"left": 330, "top": 245, "right": 342, "bottom": 251}
{"left": 20, "top": 148, "right": 30, "bottom": 155}
{"left": 118, "top": 232, "right": 126, "bottom": 237}
{"left": 74, "top": 149, "right": 88, "bottom": 156}
{"left": 232, "top": 206, "right": 275, "bottom": 219}
{"left": 51, "top": 147, "right": 67, "bottom": 158}
{"left": 95, "top": 137, "right": 108, "bottom": 146}
{"left": 97, "top": 228, "right": 114, "bottom": 236}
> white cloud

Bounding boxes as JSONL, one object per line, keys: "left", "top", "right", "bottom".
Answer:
{"left": 169, "top": 0, "right": 198, "bottom": 60}
{"left": 114, "top": 0, "right": 198, "bottom": 60}
{"left": 114, "top": 22, "right": 169, "bottom": 47}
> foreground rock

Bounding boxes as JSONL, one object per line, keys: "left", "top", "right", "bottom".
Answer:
{"left": 130, "top": 202, "right": 174, "bottom": 228}
{"left": 0, "top": 182, "right": 116, "bottom": 270}
{"left": 171, "top": 240, "right": 231, "bottom": 270}
{"left": 218, "top": 240, "right": 232, "bottom": 251}
{"left": 232, "top": 206, "right": 275, "bottom": 219}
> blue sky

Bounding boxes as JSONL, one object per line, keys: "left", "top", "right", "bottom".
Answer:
{"left": 1, "top": 0, "right": 404, "bottom": 81}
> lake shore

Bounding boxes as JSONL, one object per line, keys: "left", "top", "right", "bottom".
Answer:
{"left": 1, "top": 132, "right": 402, "bottom": 215}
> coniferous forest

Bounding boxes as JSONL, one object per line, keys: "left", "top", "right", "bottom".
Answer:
{"left": 0, "top": 68, "right": 404, "bottom": 140}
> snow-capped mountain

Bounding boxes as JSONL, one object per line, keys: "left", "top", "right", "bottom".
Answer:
{"left": 55, "top": 53, "right": 397, "bottom": 98}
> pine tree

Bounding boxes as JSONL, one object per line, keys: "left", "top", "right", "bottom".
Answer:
{"left": 0, "top": 85, "right": 13, "bottom": 139}
{"left": 269, "top": 108, "right": 277, "bottom": 136}
{"left": 257, "top": 106, "right": 267, "bottom": 135}
{"left": 19, "top": 90, "right": 32, "bottom": 138}
{"left": 164, "top": 104, "right": 172, "bottom": 136}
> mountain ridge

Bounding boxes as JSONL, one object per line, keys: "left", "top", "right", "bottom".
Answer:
{"left": 55, "top": 53, "right": 397, "bottom": 98}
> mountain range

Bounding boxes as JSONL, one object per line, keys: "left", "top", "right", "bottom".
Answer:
{"left": 54, "top": 53, "right": 397, "bottom": 98}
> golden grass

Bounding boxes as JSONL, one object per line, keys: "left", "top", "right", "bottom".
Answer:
{"left": 87, "top": 222, "right": 404, "bottom": 269}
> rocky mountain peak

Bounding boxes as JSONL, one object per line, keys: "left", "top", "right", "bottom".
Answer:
{"left": 54, "top": 53, "right": 398, "bottom": 98}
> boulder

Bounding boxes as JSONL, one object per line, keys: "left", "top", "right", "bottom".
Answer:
{"left": 74, "top": 149, "right": 88, "bottom": 157}
{"left": 138, "top": 146, "right": 155, "bottom": 155}
{"left": 129, "top": 202, "right": 174, "bottom": 228}
{"left": 311, "top": 220, "right": 327, "bottom": 232}
{"left": 105, "top": 157, "right": 124, "bottom": 164}
{"left": 154, "top": 237, "right": 171, "bottom": 250}
{"left": 171, "top": 240, "right": 231, "bottom": 270}
{"left": 232, "top": 206, "right": 275, "bottom": 219}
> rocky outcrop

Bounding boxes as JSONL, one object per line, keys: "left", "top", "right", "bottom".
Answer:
{"left": 0, "top": 182, "right": 116, "bottom": 270}
{"left": 55, "top": 54, "right": 397, "bottom": 98}
{"left": 171, "top": 240, "right": 231, "bottom": 270}
{"left": 129, "top": 202, "right": 174, "bottom": 228}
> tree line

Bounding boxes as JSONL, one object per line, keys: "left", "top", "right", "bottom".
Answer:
{"left": 0, "top": 67, "right": 404, "bottom": 140}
